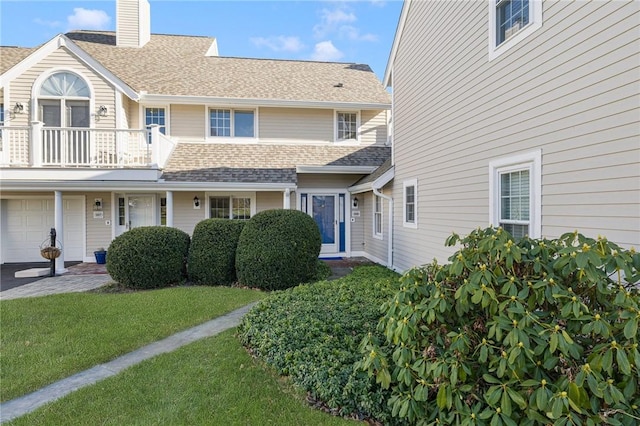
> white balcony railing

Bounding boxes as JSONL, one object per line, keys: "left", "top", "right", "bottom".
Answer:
{"left": 0, "top": 123, "right": 172, "bottom": 168}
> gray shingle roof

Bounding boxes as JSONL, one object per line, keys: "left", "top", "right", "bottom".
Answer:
{"left": 352, "top": 157, "right": 393, "bottom": 186}
{"left": 61, "top": 31, "right": 391, "bottom": 104}
{"left": 162, "top": 143, "right": 391, "bottom": 183}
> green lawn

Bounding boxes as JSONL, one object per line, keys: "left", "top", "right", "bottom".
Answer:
{"left": 7, "top": 330, "right": 356, "bottom": 425}
{"left": 0, "top": 286, "right": 264, "bottom": 402}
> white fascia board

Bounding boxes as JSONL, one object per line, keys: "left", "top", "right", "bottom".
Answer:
{"left": 0, "top": 34, "right": 139, "bottom": 101}
{"left": 383, "top": 0, "right": 412, "bottom": 88}
{"left": 0, "top": 180, "right": 295, "bottom": 192}
{"left": 140, "top": 93, "right": 390, "bottom": 110}
{"left": 347, "top": 183, "right": 372, "bottom": 194}
{"left": 372, "top": 166, "right": 395, "bottom": 189}
{"left": 205, "top": 39, "right": 219, "bottom": 56}
{"left": 296, "top": 165, "right": 377, "bottom": 174}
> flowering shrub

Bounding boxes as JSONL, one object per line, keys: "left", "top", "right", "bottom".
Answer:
{"left": 358, "top": 227, "right": 639, "bottom": 425}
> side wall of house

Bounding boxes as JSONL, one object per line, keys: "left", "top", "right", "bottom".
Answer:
{"left": 8, "top": 47, "right": 116, "bottom": 128}
{"left": 359, "top": 191, "right": 389, "bottom": 264}
{"left": 391, "top": 0, "right": 640, "bottom": 271}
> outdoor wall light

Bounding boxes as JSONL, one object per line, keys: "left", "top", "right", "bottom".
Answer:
{"left": 97, "top": 105, "right": 108, "bottom": 117}
{"left": 193, "top": 196, "right": 200, "bottom": 209}
{"left": 13, "top": 102, "right": 24, "bottom": 114}
{"left": 352, "top": 197, "right": 359, "bottom": 208}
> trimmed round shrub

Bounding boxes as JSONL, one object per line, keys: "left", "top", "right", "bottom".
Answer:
{"left": 106, "top": 226, "right": 190, "bottom": 289}
{"left": 188, "top": 219, "right": 246, "bottom": 285}
{"left": 236, "top": 209, "right": 321, "bottom": 290}
{"left": 359, "top": 227, "right": 639, "bottom": 425}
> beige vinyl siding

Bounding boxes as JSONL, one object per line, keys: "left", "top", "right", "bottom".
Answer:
{"left": 116, "top": 0, "right": 141, "bottom": 47}
{"left": 120, "top": 93, "right": 130, "bottom": 128}
{"left": 170, "top": 104, "right": 205, "bottom": 140}
{"left": 256, "top": 191, "right": 283, "bottom": 212}
{"left": 84, "top": 192, "right": 111, "bottom": 257}
{"left": 298, "top": 174, "right": 363, "bottom": 189}
{"left": 350, "top": 194, "right": 365, "bottom": 252}
{"left": 259, "top": 107, "right": 333, "bottom": 142}
{"left": 127, "top": 98, "right": 140, "bottom": 129}
{"left": 361, "top": 192, "right": 388, "bottom": 264}
{"left": 360, "top": 110, "right": 388, "bottom": 146}
{"left": 9, "top": 48, "right": 116, "bottom": 128}
{"left": 172, "top": 192, "right": 206, "bottom": 235}
{"left": 391, "top": 0, "right": 640, "bottom": 271}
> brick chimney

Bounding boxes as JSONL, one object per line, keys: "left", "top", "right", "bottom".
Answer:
{"left": 116, "top": 0, "right": 150, "bottom": 48}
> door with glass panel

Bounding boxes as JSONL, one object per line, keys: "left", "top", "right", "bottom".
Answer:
{"left": 310, "top": 195, "right": 337, "bottom": 254}
{"left": 115, "top": 195, "right": 156, "bottom": 236}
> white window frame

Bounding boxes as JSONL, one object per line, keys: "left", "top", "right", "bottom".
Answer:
{"left": 335, "top": 110, "right": 360, "bottom": 143}
{"left": 489, "top": 150, "right": 541, "bottom": 238}
{"left": 141, "top": 105, "right": 169, "bottom": 135}
{"left": 207, "top": 107, "right": 256, "bottom": 139}
{"left": 488, "top": 0, "right": 543, "bottom": 61}
{"left": 373, "top": 193, "right": 383, "bottom": 240}
{"left": 204, "top": 192, "right": 257, "bottom": 220}
{"left": 403, "top": 178, "right": 418, "bottom": 229}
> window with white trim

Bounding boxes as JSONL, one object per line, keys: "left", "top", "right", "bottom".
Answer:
{"left": 403, "top": 179, "right": 417, "bottom": 228}
{"left": 373, "top": 193, "right": 383, "bottom": 239}
{"left": 209, "top": 196, "right": 252, "bottom": 220}
{"left": 145, "top": 107, "right": 166, "bottom": 135}
{"left": 489, "top": 0, "right": 542, "bottom": 60}
{"left": 209, "top": 109, "right": 255, "bottom": 138}
{"left": 336, "top": 111, "right": 358, "bottom": 141}
{"left": 490, "top": 151, "right": 541, "bottom": 238}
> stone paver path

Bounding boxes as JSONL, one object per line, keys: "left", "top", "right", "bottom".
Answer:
{"left": 0, "top": 274, "right": 112, "bottom": 300}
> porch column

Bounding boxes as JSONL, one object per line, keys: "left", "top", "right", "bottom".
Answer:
{"left": 54, "top": 190, "right": 67, "bottom": 274}
{"left": 31, "top": 121, "right": 43, "bottom": 167}
{"left": 165, "top": 191, "right": 174, "bottom": 227}
{"left": 283, "top": 188, "right": 291, "bottom": 209}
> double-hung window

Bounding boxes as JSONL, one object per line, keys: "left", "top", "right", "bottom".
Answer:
{"left": 145, "top": 107, "right": 166, "bottom": 143}
{"left": 373, "top": 194, "right": 383, "bottom": 239}
{"left": 209, "top": 109, "right": 254, "bottom": 138}
{"left": 209, "top": 196, "right": 252, "bottom": 220}
{"left": 489, "top": 151, "right": 541, "bottom": 239}
{"left": 403, "top": 179, "right": 418, "bottom": 228}
{"left": 489, "top": 0, "right": 542, "bottom": 60}
{"left": 336, "top": 111, "right": 358, "bottom": 141}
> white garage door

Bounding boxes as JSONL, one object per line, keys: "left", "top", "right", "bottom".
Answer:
{"left": 2, "top": 198, "right": 84, "bottom": 263}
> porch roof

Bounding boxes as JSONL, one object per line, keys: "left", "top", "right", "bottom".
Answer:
{"left": 162, "top": 143, "right": 391, "bottom": 184}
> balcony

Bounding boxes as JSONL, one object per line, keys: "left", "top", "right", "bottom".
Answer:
{"left": 0, "top": 123, "right": 175, "bottom": 169}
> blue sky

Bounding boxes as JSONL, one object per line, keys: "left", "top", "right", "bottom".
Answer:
{"left": 0, "top": 1, "right": 403, "bottom": 80}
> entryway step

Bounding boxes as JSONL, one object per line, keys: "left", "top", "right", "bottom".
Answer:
{"left": 15, "top": 268, "right": 51, "bottom": 278}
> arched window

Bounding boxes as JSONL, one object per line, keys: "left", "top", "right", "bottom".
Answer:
{"left": 40, "top": 72, "right": 90, "bottom": 97}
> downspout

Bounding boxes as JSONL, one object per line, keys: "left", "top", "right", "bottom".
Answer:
{"left": 372, "top": 186, "right": 393, "bottom": 270}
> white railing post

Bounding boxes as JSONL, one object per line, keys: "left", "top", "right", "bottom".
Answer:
{"left": 149, "top": 124, "right": 160, "bottom": 166}
{"left": 31, "top": 121, "right": 43, "bottom": 167}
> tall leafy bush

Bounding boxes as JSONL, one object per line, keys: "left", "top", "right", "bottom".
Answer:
{"left": 236, "top": 209, "right": 321, "bottom": 290}
{"left": 359, "top": 227, "right": 639, "bottom": 425}
{"left": 107, "top": 226, "right": 190, "bottom": 289}
{"left": 188, "top": 219, "right": 245, "bottom": 285}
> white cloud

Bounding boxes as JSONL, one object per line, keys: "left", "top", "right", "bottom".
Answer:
{"left": 313, "top": 6, "right": 378, "bottom": 43}
{"left": 67, "top": 8, "right": 111, "bottom": 30}
{"left": 311, "top": 41, "right": 344, "bottom": 62}
{"left": 340, "top": 25, "right": 378, "bottom": 42}
{"left": 313, "top": 7, "right": 357, "bottom": 39}
{"left": 250, "top": 36, "right": 305, "bottom": 53}
{"left": 33, "top": 18, "right": 62, "bottom": 29}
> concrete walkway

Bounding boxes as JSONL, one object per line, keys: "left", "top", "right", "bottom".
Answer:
{"left": 0, "top": 302, "right": 257, "bottom": 423}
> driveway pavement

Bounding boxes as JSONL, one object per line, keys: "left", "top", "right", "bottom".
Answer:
{"left": 0, "top": 262, "right": 80, "bottom": 292}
